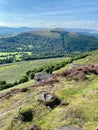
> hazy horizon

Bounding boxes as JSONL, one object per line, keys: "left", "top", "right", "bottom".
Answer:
{"left": 0, "top": 0, "right": 98, "bottom": 30}
{"left": 0, "top": 26, "right": 98, "bottom": 31}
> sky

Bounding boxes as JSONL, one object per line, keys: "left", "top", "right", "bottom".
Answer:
{"left": 0, "top": 0, "right": 98, "bottom": 30}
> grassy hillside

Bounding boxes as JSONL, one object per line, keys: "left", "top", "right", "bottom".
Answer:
{"left": 0, "top": 73, "right": 98, "bottom": 130}
{"left": 0, "top": 29, "right": 98, "bottom": 57}
{"left": 0, "top": 50, "right": 98, "bottom": 130}
{"left": 54, "top": 50, "right": 98, "bottom": 73}
{"left": 0, "top": 57, "right": 69, "bottom": 83}
{"left": 75, "top": 50, "right": 98, "bottom": 65}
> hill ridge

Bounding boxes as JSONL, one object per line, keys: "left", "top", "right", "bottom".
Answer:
{"left": 0, "top": 29, "right": 98, "bottom": 57}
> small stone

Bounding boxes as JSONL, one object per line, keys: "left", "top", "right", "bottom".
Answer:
{"left": 28, "top": 124, "right": 41, "bottom": 130}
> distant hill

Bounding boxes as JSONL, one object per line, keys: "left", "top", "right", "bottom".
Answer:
{"left": 0, "top": 26, "right": 98, "bottom": 37}
{"left": 64, "top": 28, "right": 98, "bottom": 37}
{"left": 0, "top": 26, "right": 46, "bottom": 36}
{"left": 0, "top": 29, "right": 98, "bottom": 57}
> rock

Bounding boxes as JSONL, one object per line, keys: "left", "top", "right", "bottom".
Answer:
{"left": 39, "top": 93, "right": 61, "bottom": 108}
{"left": 39, "top": 93, "right": 53, "bottom": 102}
{"left": 61, "top": 63, "right": 98, "bottom": 81}
{"left": 72, "top": 71, "right": 85, "bottom": 80}
{"left": 28, "top": 124, "right": 41, "bottom": 130}
{"left": 20, "top": 88, "right": 28, "bottom": 92}
{"left": 55, "top": 125, "right": 83, "bottom": 130}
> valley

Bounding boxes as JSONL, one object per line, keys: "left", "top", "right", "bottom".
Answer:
{"left": 0, "top": 28, "right": 98, "bottom": 130}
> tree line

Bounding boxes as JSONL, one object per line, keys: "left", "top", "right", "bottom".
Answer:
{"left": 0, "top": 53, "right": 89, "bottom": 91}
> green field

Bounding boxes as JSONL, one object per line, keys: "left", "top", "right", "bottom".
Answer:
{"left": 0, "top": 52, "right": 32, "bottom": 63}
{"left": 0, "top": 57, "right": 69, "bottom": 83}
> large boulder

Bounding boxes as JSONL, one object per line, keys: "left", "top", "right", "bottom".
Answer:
{"left": 61, "top": 63, "right": 98, "bottom": 80}
{"left": 61, "top": 68, "right": 86, "bottom": 80}
{"left": 70, "top": 69, "right": 86, "bottom": 80}
{"left": 55, "top": 125, "right": 83, "bottom": 130}
{"left": 39, "top": 93, "right": 61, "bottom": 108}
